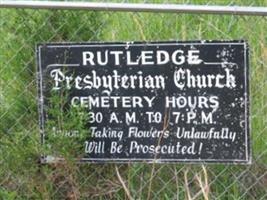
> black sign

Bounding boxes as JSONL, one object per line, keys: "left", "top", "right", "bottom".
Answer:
{"left": 37, "top": 41, "right": 250, "bottom": 163}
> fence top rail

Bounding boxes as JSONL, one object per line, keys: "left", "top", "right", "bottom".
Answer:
{"left": 1, "top": 0, "right": 267, "bottom": 16}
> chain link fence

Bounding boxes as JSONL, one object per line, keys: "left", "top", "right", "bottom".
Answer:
{"left": 0, "top": 1, "right": 267, "bottom": 199}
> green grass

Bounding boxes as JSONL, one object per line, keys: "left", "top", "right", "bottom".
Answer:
{"left": 1, "top": 0, "right": 267, "bottom": 199}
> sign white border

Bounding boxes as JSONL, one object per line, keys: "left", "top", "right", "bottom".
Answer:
{"left": 37, "top": 41, "right": 250, "bottom": 164}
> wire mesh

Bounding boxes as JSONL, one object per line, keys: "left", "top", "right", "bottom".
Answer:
{"left": 0, "top": 1, "right": 267, "bottom": 199}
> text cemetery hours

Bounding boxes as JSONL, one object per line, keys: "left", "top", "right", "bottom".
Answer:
{"left": 37, "top": 41, "right": 250, "bottom": 163}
